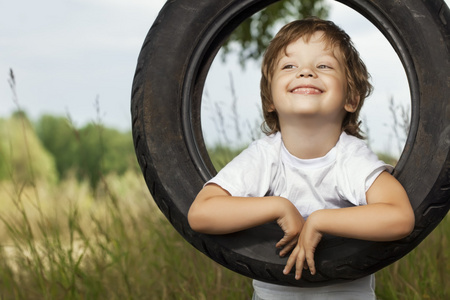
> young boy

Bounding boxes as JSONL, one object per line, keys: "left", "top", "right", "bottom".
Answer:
{"left": 188, "top": 17, "right": 415, "bottom": 299}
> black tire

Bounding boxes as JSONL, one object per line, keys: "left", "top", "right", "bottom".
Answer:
{"left": 131, "top": 0, "right": 450, "bottom": 287}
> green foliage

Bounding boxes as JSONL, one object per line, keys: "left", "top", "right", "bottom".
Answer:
{"left": 376, "top": 152, "right": 398, "bottom": 166}
{"left": 0, "top": 113, "right": 57, "bottom": 184}
{"left": 35, "top": 115, "right": 137, "bottom": 188}
{"left": 75, "top": 123, "right": 136, "bottom": 188}
{"left": 222, "top": 0, "right": 329, "bottom": 66}
{"left": 35, "top": 115, "right": 79, "bottom": 178}
{"left": 207, "top": 144, "right": 245, "bottom": 171}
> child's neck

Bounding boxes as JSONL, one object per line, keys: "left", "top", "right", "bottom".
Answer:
{"left": 280, "top": 122, "right": 343, "bottom": 160}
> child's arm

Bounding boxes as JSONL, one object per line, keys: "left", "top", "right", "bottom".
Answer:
{"left": 284, "top": 171, "right": 415, "bottom": 280}
{"left": 188, "top": 183, "right": 305, "bottom": 254}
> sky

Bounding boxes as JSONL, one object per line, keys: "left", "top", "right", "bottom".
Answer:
{"left": 1, "top": 0, "right": 162, "bottom": 129}
{"left": 2, "top": 0, "right": 449, "bottom": 157}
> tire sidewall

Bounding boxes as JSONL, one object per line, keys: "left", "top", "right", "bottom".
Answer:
{"left": 132, "top": 0, "right": 450, "bottom": 286}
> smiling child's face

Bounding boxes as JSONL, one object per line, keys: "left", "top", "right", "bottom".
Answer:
{"left": 269, "top": 31, "right": 357, "bottom": 128}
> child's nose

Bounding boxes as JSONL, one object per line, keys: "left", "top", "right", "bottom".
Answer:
{"left": 296, "top": 68, "right": 316, "bottom": 78}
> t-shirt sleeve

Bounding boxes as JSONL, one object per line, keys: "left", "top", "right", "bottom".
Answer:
{"left": 206, "top": 140, "right": 276, "bottom": 197}
{"left": 337, "top": 141, "right": 393, "bottom": 206}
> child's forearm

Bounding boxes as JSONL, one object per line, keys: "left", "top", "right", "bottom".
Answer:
{"left": 189, "top": 195, "right": 287, "bottom": 234}
{"left": 308, "top": 203, "right": 414, "bottom": 241}
{"left": 309, "top": 172, "right": 415, "bottom": 241}
{"left": 188, "top": 185, "right": 299, "bottom": 235}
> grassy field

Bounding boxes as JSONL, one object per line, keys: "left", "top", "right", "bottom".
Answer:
{"left": 0, "top": 171, "right": 253, "bottom": 299}
{"left": 0, "top": 169, "right": 448, "bottom": 299}
{"left": 0, "top": 102, "right": 447, "bottom": 299}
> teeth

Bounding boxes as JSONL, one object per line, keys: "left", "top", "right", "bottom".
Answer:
{"left": 292, "top": 87, "right": 322, "bottom": 94}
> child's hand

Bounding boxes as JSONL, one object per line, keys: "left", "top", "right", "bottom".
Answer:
{"left": 283, "top": 215, "right": 323, "bottom": 280}
{"left": 275, "top": 199, "right": 305, "bottom": 257}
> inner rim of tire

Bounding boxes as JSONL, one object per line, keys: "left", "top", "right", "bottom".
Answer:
{"left": 181, "top": 0, "right": 419, "bottom": 182}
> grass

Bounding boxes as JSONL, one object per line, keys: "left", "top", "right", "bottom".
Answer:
{"left": 375, "top": 214, "right": 449, "bottom": 300}
{"left": 0, "top": 168, "right": 447, "bottom": 299}
{"left": 0, "top": 122, "right": 445, "bottom": 300}
{"left": 0, "top": 172, "right": 253, "bottom": 299}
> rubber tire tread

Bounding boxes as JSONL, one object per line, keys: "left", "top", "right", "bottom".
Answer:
{"left": 131, "top": 0, "right": 450, "bottom": 287}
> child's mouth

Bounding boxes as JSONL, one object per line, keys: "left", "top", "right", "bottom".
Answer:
{"left": 290, "top": 86, "right": 323, "bottom": 95}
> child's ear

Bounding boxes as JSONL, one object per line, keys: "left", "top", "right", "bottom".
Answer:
{"left": 344, "top": 95, "right": 360, "bottom": 113}
{"left": 268, "top": 103, "right": 276, "bottom": 113}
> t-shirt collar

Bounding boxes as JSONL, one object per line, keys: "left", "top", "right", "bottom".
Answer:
{"left": 281, "top": 133, "right": 343, "bottom": 169}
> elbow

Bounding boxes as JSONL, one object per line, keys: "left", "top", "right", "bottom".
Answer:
{"left": 187, "top": 205, "right": 208, "bottom": 233}
{"left": 403, "top": 216, "right": 416, "bottom": 238}
{"left": 394, "top": 222, "right": 414, "bottom": 240}
{"left": 401, "top": 204, "right": 416, "bottom": 238}
{"left": 393, "top": 210, "right": 415, "bottom": 240}
{"left": 187, "top": 206, "right": 200, "bottom": 232}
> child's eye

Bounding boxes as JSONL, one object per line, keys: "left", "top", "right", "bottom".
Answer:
{"left": 317, "top": 64, "right": 332, "bottom": 69}
{"left": 282, "top": 64, "right": 297, "bottom": 70}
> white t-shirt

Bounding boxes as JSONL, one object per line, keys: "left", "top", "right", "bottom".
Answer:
{"left": 207, "top": 131, "right": 392, "bottom": 299}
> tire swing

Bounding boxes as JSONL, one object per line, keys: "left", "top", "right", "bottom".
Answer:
{"left": 131, "top": 0, "right": 450, "bottom": 287}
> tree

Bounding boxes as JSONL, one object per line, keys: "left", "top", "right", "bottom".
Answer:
{"left": 35, "top": 115, "right": 79, "bottom": 179}
{"left": 222, "top": 0, "right": 329, "bottom": 66}
{"left": 76, "top": 124, "right": 136, "bottom": 189}
{"left": 0, "top": 113, "right": 57, "bottom": 184}
{"left": 35, "top": 115, "right": 137, "bottom": 189}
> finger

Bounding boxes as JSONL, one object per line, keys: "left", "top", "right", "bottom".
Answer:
{"left": 295, "top": 248, "right": 306, "bottom": 280}
{"left": 283, "top": 246, "right": 299, "bottom": 275}
{"left": 305, "top": 252, "right": 316, "bottom": 275}
{"left": 276, "top": 233, "right": 298, "bottom": 249}
{"left": 278, "top": 238, "right": 298, "bottom": 257}
{"left": 275, "top": 234, "right": 291, "bottom": 249}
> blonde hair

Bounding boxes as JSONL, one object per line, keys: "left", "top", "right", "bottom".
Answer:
{"left": 260, "top": 17, "right": 372, "bottom": 138}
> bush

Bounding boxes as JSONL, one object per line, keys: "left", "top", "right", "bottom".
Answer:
{"left": 0, "top": 113, "right": 57, "bottom": 184}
